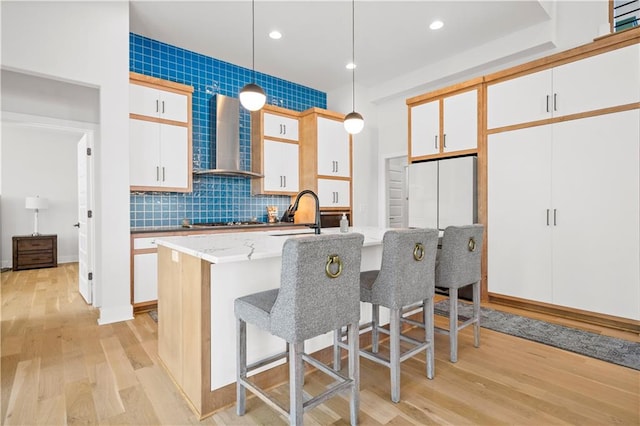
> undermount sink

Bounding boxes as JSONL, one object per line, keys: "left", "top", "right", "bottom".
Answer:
{"left": 268, "top": 231, "right": 318, "bottom": 237}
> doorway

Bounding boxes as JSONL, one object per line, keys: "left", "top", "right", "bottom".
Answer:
{"left": 385, "top": 156, "right": 408, "bottom": 228}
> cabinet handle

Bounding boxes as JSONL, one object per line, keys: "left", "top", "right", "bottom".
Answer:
{"left": 336, "top": 192, "right": 339, "bottom": 203}
{"left": 283, "top": 175, "right": 286, "bottom": 188}
{"left": 434, "top": 135, "right": 438, "bottom": 149}
{"left": 443, "top": 134, "right": 447, "bottom": 148}
{"left": 553, "top": 93, "right": 557, "bottom": 112}
{"left": 162, "top": 100, "right": 165, "bottom": 114}
{"left": 553, "top": 209, "right": 557, "bottom": 226}
{"left": 156, "top": 100, "right": 159, "bottom": 113}
{"left": 335, "top": 161, "right": 338, "bottom": 173}
{"left": 283, "top": 124, "right": 286, "bottom": 135}
{"left": 546, "top": 209, "right": 550, "bottom": 226}
{"left": 162, "top": 167, "right": 166, "bottom": 182}
{"left": 546, "top": 95, "right": 549, "bottom": 113}
{"left": 156, "top": 166, "right": 160, "bottom": 181}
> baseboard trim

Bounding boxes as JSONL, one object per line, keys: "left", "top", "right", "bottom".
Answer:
{"left": 488, "top": 293, "right": 640, "bottom": 334}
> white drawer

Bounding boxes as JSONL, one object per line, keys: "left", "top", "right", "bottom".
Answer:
{"left": 133, "top": 237, "right": 157, "bottom": 250}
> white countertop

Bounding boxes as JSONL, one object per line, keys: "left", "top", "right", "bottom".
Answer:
{"left": 155, "top": 226, "right": 389, "bottom": 264}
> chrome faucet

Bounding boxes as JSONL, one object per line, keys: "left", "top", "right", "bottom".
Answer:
{"left": 280, "top": 189, "right": 321, "bottom": 234}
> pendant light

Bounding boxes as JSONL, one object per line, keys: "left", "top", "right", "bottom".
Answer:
{"left": 239, "top": 0, "right": 266, "bottom": 111}
{"left": 344, "top": 0, "right": 364, "bottom": 134}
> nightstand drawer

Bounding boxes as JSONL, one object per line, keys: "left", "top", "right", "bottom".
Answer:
{"left": 16, "top": 252, "right": 55, "bottom": 267}
{"left": 17, "top": 238, "right": 54, "bottom": 252}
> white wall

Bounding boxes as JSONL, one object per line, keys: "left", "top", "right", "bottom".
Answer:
{"left": 330, "top": 0, "right": 610, "bottom": 228}
{"left": 1, "top": 1, "right": 131, "bottom": 324}
{"left": 1, "top": 124, "right": 81, "bottom": 267}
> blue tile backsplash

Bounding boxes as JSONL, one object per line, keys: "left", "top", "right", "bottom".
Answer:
{"left": 129, "top": 33, "right": 327, "bottom": 228}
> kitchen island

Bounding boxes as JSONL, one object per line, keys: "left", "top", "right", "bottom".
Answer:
{"left": 154, "top": 226, "right": 389, "bottom": 418}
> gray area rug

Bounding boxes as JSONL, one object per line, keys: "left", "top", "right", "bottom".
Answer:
{"left": 434, "top": 299, "right": 640, "bottom": 371}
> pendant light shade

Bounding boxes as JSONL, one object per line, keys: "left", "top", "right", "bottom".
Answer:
{"left": 344, "top": 0, "right": 364, "bottom": 134}
{"left": 344, "top": 111, "right": 364, "bottom": 134}
{"left": 239, "top": 83, "right": 266, "bottom": 111}
{"left": 240, "top": 0, "right": 266, "bottom": 111}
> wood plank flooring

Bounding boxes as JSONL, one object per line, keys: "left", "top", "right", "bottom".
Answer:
{"left": 2, "top": 263, "right": 638, "bottom": 425}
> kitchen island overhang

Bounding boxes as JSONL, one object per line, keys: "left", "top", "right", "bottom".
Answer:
{"left": 154, "top": 227, "right": 389, "bottom": 418}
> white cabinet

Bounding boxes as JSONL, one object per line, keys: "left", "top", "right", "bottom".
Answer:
{"left": 318, "top": 178, "right": 351, "bottom": 208}
{"left": 129, "top": 73, "right": 193, "bottom": 192}
{"left": 263, "top": 112, "right": 299, "bottom": 141}
{"left": 408, "top": 157, "right": 477, "bottom": 230}
{"left": 488, "top": 44, "right": 640, "bottom": 129}
{"left": 317, "top": 117, "right": 350, "bottom": 177}
{"left": 488, "top": 110, "right": 640, "bottom": 320}
{"left": 262, "top": 140, "right": 299, "bottom": 193}
{"left": 251, "top": 106, "right": 301, "bottom": 195}
{"left": 133, "top": 252, "right": 158, "bottom": 304}
{"left": 409, "top": 87, "right": 479, "bottom": 160}
{"left": 130, "top": 83, "right": 189, "bottom": 123}
{"left": 130, "top": 119, "right": 190, "bottom": 189}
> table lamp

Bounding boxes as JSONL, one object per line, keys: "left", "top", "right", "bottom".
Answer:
{"left": 25, "top": 196, "right": 49, "bottom": 236}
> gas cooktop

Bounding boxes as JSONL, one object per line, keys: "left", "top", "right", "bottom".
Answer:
{"left": 191, "top": 221, "right": 266, "bottom": 227}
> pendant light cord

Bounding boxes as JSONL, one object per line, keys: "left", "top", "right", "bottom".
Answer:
{"left": 251, "top": 0, "right": 256, "bottom": 83}
{"left": 351, "top": 0, "right": 356, "bottom": 111}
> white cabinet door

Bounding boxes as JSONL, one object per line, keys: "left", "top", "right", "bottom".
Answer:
{"left": 438, "top": 156, "right": 477, "bottom": 228}
{"left": 159, "top": 124, "right": 189, "bottom": 188}
{"left": 318, "top": 179, "right": 351, "bottom": 208}
{"left": 317, "top": 117, "right": 350, "bottom": 177}
{"left": 553, "top": 44, "right": 640, "bottom": 118}
{"left": 443, "top": 90, "right": 477, "bottom": 152}
{"left": 263, "top": 140, "right": 299, "bottom": 193}
{"left": 133, "top": 252, "right": 158, "bottom": 303}
{"left": 130, "top": 118, "right": 161, "bottom": 187}
{"left": 410, "top": 100, "right": 439, "bottom": 157}
{"left": 487, "top": 124, "right": 553, "bottom": 303}
{"left": 263, "top": 113, "right": 299, "bottom": 141}
{"left": 488, "top": 69, "right": 553, "bottom": 129}
{"left": 551, "top": 110, "right": 640, "bottom": 319}
{"left": 130, "top": 118, "right": 189, "bottom": 189}
{"left": 130, "top": 83, "right": 188, "bottom": 123}
{"left": 407, "top": 162, "right": 438, "bottom": 229}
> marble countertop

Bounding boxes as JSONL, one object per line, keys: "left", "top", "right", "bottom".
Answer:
{"left": 155, "top": 226, "right": 388, "bottom": 264}
{"left": 131, "top": 222, "right": 308, "bottom": 234}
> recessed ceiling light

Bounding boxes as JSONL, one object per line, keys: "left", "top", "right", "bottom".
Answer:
{"left": 269, "top": 30, "right": 282, "bottom": 40}
{"left": 430, "top": 20, "right": 444, "bottom": 30}
{"left": 346, "top": 62, "right": 356, "bottom": 70}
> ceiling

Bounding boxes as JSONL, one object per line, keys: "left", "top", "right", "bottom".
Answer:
{"left": 129, "top": 1, "right": 552, "bottom": 94}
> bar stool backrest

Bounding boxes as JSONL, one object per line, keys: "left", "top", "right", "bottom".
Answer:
{"left": 436, "top": 225, "right": 484, "bottom": 289}
{"left": 270, "top": 233, "right": 365, "bottom": 343}
{"left": 372, "top": 228, "right": 439, "bottom": 309}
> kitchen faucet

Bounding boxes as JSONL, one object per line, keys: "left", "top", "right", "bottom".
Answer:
{"left": 280, "top": 189, "right": 321, "bottom": 235}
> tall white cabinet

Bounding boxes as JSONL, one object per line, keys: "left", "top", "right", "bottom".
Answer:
{"left": 486, "top": 38, "right": 640, "bottom": 321}
{"left": 129, "top": 72, "right": 193, "bottom": 192}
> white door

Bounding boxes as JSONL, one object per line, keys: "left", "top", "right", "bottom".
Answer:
{"left": 443, "top": 90, "right": 477, "bottom": 153}
{"left": 77, "top": 134, "right": 94, "bottom": 305}
{"left": 410, "top": 100, "right": 440, "bottom": 157}
{"left": 487, "top": 124, "right": 553, "bottom": 303}
{"left": 386, "top": 157, "right": 407, "bottom": 228}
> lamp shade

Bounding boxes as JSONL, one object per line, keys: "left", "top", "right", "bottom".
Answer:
{"left": 25, "top": 196, "right": 49, "bottom": 210}
{"left": 239, "top": 83, "right": 266, "bottom": 111}
{"left": 344, "top": 111, "right": 364, "bottom": 135}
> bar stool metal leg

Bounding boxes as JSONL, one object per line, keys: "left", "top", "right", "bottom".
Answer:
{"left": 348, "top": 322, "right": 359, "bottom": 425}
{"left": 236, "top": 318, "right": 247, "bottom": 416}
{"left": 371, "top": 303, "right": 380, "bottom": 353}
{"left": 389, "top": 308, "right": 401, "bottom": 403}
{"left": 424, "top": 297, "right": 434, "bottom": 379}
{"left": 289, "top": 342, "right": 304, "bottom": 425}
{"left": 473, "top": 282, "right": 480, "bottom": 348}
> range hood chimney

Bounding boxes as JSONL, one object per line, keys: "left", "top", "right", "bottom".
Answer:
{"left": 193, "top": 94, "right": 263, "bottom": 178}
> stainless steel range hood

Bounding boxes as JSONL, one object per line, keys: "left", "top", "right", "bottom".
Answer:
{"left": 193, "top": 94, "right": 263, "bottom": 178}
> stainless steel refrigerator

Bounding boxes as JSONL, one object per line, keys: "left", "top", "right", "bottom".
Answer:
{"left": 408, "top": 156, "right": 477, "bottom": 230}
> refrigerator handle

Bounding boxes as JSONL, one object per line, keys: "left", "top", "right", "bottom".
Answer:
{"left": 434, "top": 135, "right": 438, "bottom": 149}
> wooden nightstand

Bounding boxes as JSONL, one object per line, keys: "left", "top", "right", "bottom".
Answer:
{"left": 12, "top": 235, "right": 58, "bottom": 271}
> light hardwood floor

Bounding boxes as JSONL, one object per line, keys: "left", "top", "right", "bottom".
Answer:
{"left": 2, "top": 263, "right": 638, "bottom": 425}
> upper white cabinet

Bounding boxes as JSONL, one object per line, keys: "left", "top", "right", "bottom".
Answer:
{"left": 408, "top": 82, "right": 480, "bottom": 161}
{"left": 316, "top": 117, "right": 350, "bottom": 178}
{"left": 130, "top": 83, "right": 189, "bottom": 123}
{"left": 488, "top": 110, "right": 640, "bottom": 320}
{"left": 262, "top": 140, "right": 299, "bottom": 193}
{"left": 488, "top": 44, "right": 640, "bottom": 129}
{"left": 263, "top": 112, "right": 299, "bottom": 142}
{"left": 129, "top": 72, "right": 193, "bottom": 192}
{"left": 251, "top": 105, "right": 301, "bottom": 195}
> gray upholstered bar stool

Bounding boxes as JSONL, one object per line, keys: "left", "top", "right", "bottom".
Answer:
{"left": 235, "top": 233, "right": 364, "bottom": 425}
{"left": 335, "top": 228, "right": 439, "bottom": 403}
{"left": 434, "top": 224, "right": 484, "bottom": 363}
